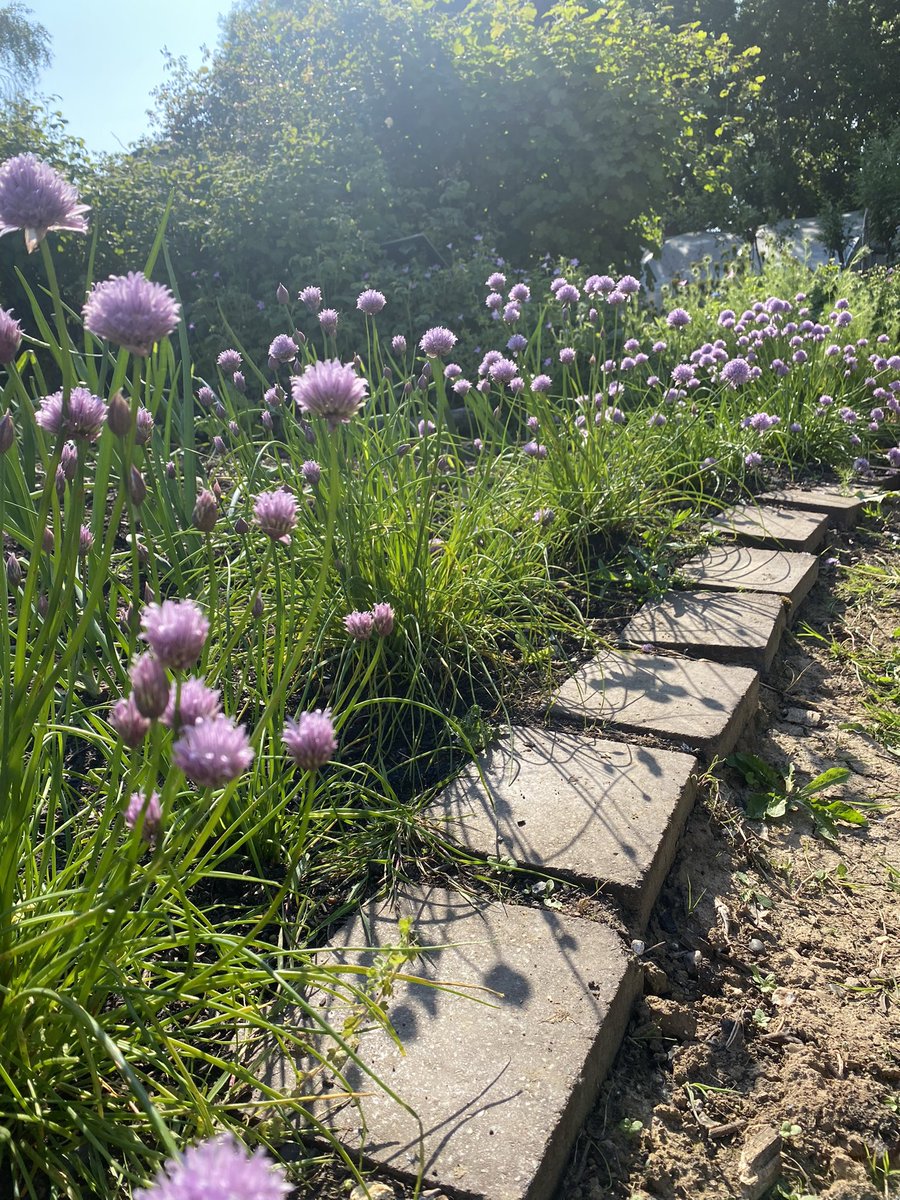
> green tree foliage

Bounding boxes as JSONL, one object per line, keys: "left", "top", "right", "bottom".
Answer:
{"left": 92, "top": 0, "right": 752, "bottom": 363}
{"left": 655, "top": 0, "right": 900, "bottom": 223}
{"left": 0, "top": 1, "right": 51, "bottom": 100}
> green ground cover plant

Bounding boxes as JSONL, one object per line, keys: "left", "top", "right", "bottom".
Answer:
{"left": 0, "top": 151, "right": 899, "bottom": 1197}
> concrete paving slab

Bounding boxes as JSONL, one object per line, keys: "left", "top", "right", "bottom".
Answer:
{"left": 258, "top": 887, "right": 639, "bottom": 1200}
{"left": 679, "top": 545, "right": 818, "bottom": 611}
{"left": 705, "top": 503, "right": 830, "bottom": 552}
{"left": 621, "top": 590, "right": 787, "bottom": 671}
{"left": 755, "top": 487, "right": 869, "bottom": 530}
{"left": 551, "top": 650, "right": 759, "bottom": 759}
{"left": 430, "top": 728, "right": 698, "bottom": 929}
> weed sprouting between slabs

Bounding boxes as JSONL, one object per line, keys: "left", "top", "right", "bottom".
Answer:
{"left": 1, "top": 152, "right": 900, "bottom": 1195}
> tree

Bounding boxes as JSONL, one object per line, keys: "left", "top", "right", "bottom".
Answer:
{"left": 0, "top": 2, "right": 51, "bottom": 102}
{"left": 649, "top": 0, "right": 900, "bottom": 223}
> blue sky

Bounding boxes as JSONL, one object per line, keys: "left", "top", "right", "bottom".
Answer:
{"left": 29, "top": 0, "right": 228, "bottom": 153}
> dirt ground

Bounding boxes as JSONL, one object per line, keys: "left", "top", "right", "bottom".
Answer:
{"left": 563, "top": 503, "right": 900, "bottom": 1200}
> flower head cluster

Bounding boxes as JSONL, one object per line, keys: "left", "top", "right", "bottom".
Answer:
{"left": 343, "top": 601, "right": 395, "bottom": 640}
{"left": 419, "top": 326, "right": 457, "bottom": 358}
{"left": 35, "top": 387, "right": 106, "bottom": 442}
{"left": 135, "top": 1133, "right": 290, "bottom": 1200}
{"left": 141, "top": 599, "right": 210, "bottom": 671}
{"left": 299, "top": 285, "right": 322, "bottom": 312}
{"left": 253, "top": 489, "right": 298, "bottom": 544}
{"left": 666, "top": 308, "right": 691, "bottom": 328}
{"left": 291, "top": 359, "right": 368, "bottom": 428}
{"left": 162, "top": 677, "right": 221, "bottom": 733}
{"left": 720, "top": 357, "right": 752, "bottom": 387}
{"left": 283, "top": 709, "right": 337, "bottom": 772}
{"left": 0, "top": 154, "right": 89, "bottom": 252}
{"left": 83, "top": 272, "right": 180, "bottom": 356}
{"left": 356, "top": 289, "right": 386, "bottom": 315}
{"left": 125, "top": 791, "right": 162, "bottom": 844}
{"left": 173, "top": 714, "right": 254, "bottom": 788}
{"left": 268, "top": 333, "right": 298, "bottom": 363}
{"left": 0, "top": 307, "right": 22, "bottom": 364}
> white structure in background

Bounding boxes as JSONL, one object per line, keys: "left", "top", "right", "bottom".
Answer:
{"left": 641, "top": 230, "right": 747, "bottom": 302}
{"left": 753, "top": 211, "right": 866, "bottom": 269}
{"left": 641, "top": 212, "right": 867, "bottom": 303}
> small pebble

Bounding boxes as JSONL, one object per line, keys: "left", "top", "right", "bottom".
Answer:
{"left": 749, "top": 938, "right": 765, "bottom": 955}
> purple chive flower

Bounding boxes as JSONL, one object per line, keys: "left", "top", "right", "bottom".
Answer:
{"left": 135, "top": 406, "right": 154, "bottom": 445}
{"left": 887, "top": 447, "right": 900, "bottom": 467}
{"left": 509, "top": 282, "right": 530, "bottom": 303}
{"left": 666, "top": 308, "right": 691, "bottom": 328}
{"left": 418, "top": 326, "right": 457, "bottom": 358}
{"left": 109, "top": 694, "right": 151, "bottom": 747}
{"left": 721, "top": 358, "right": 752, "bottom": 387}
{"left": 0, "top": 153, "right": 89, "bottom": 252}
{"left": 507, "top": 333, "right": 527, "bottom": 353}
{"left": 135, "top": 1134, "right": 290, "bottom": 1200}
{"left": 589, "top": 274, "right": 616, "bottom": 295}
{"left": 486, "top": 271, "right": 506, "bottom": 290}
{"left": 606, "top": 290, "right": 627, "bottom": 305}
{"left": 372, "top": 602, "right": 395, "bottom": 636}
{"left": 318, "top": 308, "right": 339, "bottom": 336}
{"left": 559, "top": 347, "right": 576, "bottom": 365}
{"left": 161, "top": 677, "right": 221, "bottom": 732}
{"left": 391, "top": 334, "right": 407, "bottom": 354}
{"left": 453, "top": 378, "right": 472, "bottom": 395}
{"left": 356, "top": 289, "right": 387, "bottom": 315}
{"left": 0, "top": 307, "right": 22, "bottom": 363}
{"left": 140, "top": 599, "right": 209, "bottom": 671}
{"left": 853, "top": 457, "right": 870, "bottom": 474}
{"left": 172, "top": 715, "right": 254, "bottom": 788}
{"left": 129, "top": 653, "right": 170, "bottom": 720}
{"left": 671, "top": 363, "right": 694, "bottom": 385}
{"left": 555, "top": 283, "right": 580, "bottom": 306}
{"left": 616, "top": 275, "right": 640, "bottom": 295}
{"left": 344, "top": 610, "right": 375, "bottom": 640}
{"left": 253, "top": 489, "right": 298, "bottom": 544}
{"left": 268, "top": 333, "right": 298, "bottom": 363}
{"left": 125, "top": 790, "right": 162, "bottom": 844}
{"left": 192, "top": 489, "right": 218, "bottom": 533}
{"left": 790, "top": 422, "right": 802, "bottom": 433}
{"left": 533, "top": 507, "right": 555, "bottom": 525}
{"left": 291, "top": 359, "right": 368, "bottom": 428}
{"left": 489, "top": 357, "right": 518, "bottom": 385}
{"left": 35, "top": 387, "right": 106, "bottom": 442}
{"left": 283, "top": 709, "right": 337, "bottom": 771}
{"left": 197, "top": 385, "right": 216, "bottom": 409}
{"left": 502, "top": 302, "right": 520, "bottom": 323}
{"left": 485, "top": 291, "right": 503, "bottom": 311}
{"left": 523, "top": 440, "right": 548, "bottom": 459}
{"left": 299, "top": 285, "right": 322, "bottom": 312}
{"left": 78, "top": 524, "right": 94, "bottom": 556}
{"left": 217, "top": 349, "right": 242, "bottom": 374}
{"left": 648, "top": 412, "right": 666, "bottom": 427}
{"left": 744, "top": 451, "right": 763, "bottom": 468}
{"left": 83, "top": 272, "right": 180, "bottom": 356}
{"left": 531, "top": 374, "right": 552, "bottom": 392}
{"left": 301, "top": 459, "right": 321, "bottom": 486}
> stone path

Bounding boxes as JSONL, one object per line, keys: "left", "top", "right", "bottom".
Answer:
{"left": 265, "top": 490, "right": 872, "bottom": 1199}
